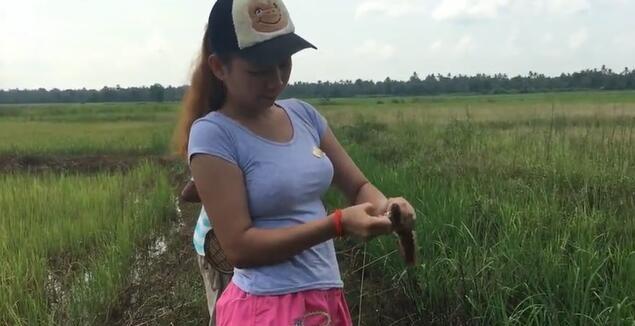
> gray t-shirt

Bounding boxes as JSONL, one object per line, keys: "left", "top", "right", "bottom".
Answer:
{"left": 188, "top": 98, "right": 342, "bottom": 295}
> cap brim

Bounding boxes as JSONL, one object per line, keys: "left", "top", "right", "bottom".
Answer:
{"left": 238, "top": 33, "right": 317, "bottom": 67}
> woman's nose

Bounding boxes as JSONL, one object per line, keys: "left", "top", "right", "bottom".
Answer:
{"left": 268, "top": 67, "right": 284, "bottom": 88}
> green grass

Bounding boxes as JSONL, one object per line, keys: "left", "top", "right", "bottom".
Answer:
{"left": 0, "top": 102, "right": 177, "bottom": 156}
{"left": 0, "top": 102, "right": 177, "bottom": 121}
{"left": 0, "top": 120, "right": 173, "bottom": 156}
{"left": 1, "top": 91, "right": 634, "bottom": 156}
{"left": 1, "top": 91, "right": 634, "bottom": 324}
{"left": 322, "top": 95, "right": 635, "bottom": 324}
{"left": 0, "top": 163, "right": 174, "bottom": 325}
{"left": 306, "top": 90, "right": 635, "bottom": 107}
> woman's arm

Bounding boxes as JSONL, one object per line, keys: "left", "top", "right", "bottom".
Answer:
{"left": 319, "top": 125, "right": 418, "bottom": 265}
{"left": 355, "top": 182, "right": 389, "bottom": 215}
{"left": 190, "top": 154, "right": 339, "bottom": 268}
{"left": 319, "top": 127, "right": 389, "bottom": 215}
{"left": 190, "top": 154, "right": 386, "bottom": 268}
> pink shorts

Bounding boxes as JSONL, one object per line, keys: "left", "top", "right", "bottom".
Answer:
{"left": 215, "top": 281, "right": 353, "bottom": 326}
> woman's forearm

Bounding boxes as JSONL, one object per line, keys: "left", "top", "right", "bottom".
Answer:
{"left": 230, "top": 214, "right": 337, "bottom": 268}
{"left": 228, "top": 182, "right": 386, "bottom": 268}
{"left": 354, "top": 182, "right": 388, "bottom": 216}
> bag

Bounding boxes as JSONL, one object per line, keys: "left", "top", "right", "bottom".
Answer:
{"left": 203, "top": 229, "right": 234, "bottom": 274}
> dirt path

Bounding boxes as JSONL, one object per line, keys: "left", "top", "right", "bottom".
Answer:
{"left": 0, "top": 154, "right": 176, "bottom": 174}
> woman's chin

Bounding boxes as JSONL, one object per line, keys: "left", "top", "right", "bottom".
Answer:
{"left": 258, "top": 96, "right": 277, "bottom": 107}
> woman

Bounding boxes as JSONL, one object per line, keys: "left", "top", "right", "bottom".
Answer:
{"left": 174, "top": 0, "right": 416, "bottom": 324}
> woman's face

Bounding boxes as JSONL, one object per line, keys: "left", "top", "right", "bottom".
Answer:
{"left": 212, "top": 55, "right": 292, "bottom": 110}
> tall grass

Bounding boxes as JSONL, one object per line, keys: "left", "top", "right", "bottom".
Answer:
{"left": 1, "top": 92, "right": 634, "bottom": 324}
{"left": 0, "top": 162, "right": 174, "bottom": 325}
{"left": 324, "top": 98, "right": 635, "bottom": 324}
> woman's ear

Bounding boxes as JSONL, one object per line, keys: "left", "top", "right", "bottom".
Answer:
{"left": 208, "top": 54, "right": 228, "bottom": 81}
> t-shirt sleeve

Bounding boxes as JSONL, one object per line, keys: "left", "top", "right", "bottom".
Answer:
{"left": 187, "top": 119, "right": 238, "bottom": 167}
{"left": 294, "top": 99, "right": 329, "bottom": 141}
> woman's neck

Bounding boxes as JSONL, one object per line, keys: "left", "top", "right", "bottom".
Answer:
{"left": 221, "top": 97, "right": 274, "bottom": 122}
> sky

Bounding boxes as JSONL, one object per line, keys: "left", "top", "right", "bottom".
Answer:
{"left": 1, "top": 0, "right": 634, "bottom": 90}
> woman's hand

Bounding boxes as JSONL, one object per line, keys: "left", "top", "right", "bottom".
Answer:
{"left": 340, "top": 202, "right": 393, "bottom": 241}
{"left": 382, "top": 197, "right": 416, "bottom": 231}
{"left": 180, "top": 180, "right": 201, "bottom": 203}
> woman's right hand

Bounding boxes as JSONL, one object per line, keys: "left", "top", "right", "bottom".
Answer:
{"left": 340, "top": 202, "right": 393, "bottom": 241}
{"left": 180, "top": 180, "right": 201, "bottom": 203}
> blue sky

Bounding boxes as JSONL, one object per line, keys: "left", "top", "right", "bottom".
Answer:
{"left": 1, "top": 0, "right": 633, "bottom": 89}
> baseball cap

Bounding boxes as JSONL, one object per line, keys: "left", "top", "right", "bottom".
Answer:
{"left": 207, "top": 0, "right": 317, "bottom": 67}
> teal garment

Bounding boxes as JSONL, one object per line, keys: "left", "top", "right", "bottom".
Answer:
{"left": 192, "top": 208, "right": 211, "bottom": 256}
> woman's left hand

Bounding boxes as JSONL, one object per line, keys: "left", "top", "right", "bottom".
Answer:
{"left": 382, "top": 197, "right": 416, "bottom": 229}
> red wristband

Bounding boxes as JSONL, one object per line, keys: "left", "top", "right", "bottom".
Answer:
{"left": 332, "top": 209, "right": 343, "bottom": 237}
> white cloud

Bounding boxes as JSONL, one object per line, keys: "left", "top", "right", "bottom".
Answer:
{"left": 116, "top": 33, "right": 170, "bottom": 67}
{"left": 454, "top": 35, "right": 475, "bottom": 53}
{"left": 430, "top": 40, "right": 443, "bottom": 51}
{"left": 568, "top": 29, "right": 588, "bottom": 49}
{"left": 504, "top": 28, "right": 521, "bottom": 56}
{"left": 546, "top": 0, "right": 590, "bottom": 14}
{"left": 432, "top": 0, "right": 509, "bottom": 21}
{"left": 431, "top": 0, "right": 591, "bottom": 22}
{"left": 2, "top": 0, "right": 634, "bottom": 88}
{"left": 425, "top": 36, "right": 476, "bottom": 55}
{"left": 612, "top": 35, "right": 634, "bottom": 51}
{"left": 355, "top": 0, "right": 425, "bottom": 19}
{"left": 355, "top": 40, "right": 396, "bottom": 60}
{"left": 543, "top": 33, "right": 554, "bottom": 44}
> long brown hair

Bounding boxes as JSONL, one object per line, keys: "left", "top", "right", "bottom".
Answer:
{"left": 172, "top": 26, "right": 229, "bottom": 160}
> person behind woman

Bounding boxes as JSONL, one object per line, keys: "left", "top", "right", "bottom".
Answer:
{"left": 180, "top": 178, "right": 233, "bottom": 326}
{"left": 174, "top": 0, "right": 416, "bottom": 324}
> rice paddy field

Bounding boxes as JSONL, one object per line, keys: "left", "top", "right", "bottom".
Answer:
{"left": 1, "top": 91, "right": 634, "bottom": 325}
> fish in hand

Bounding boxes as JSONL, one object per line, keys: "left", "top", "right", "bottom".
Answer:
{"left": 386, "top": 203, "right": 417, "bottom": 266}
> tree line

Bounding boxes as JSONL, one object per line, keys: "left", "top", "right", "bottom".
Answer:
{"left": 1, "top": 66, "right": 634, "bottom": 104}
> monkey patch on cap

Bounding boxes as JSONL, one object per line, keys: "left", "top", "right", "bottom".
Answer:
{"left": 232, "top": 0, "right": 295, "bottom": 49}
{"left": 248, "top": 0, "right": 289, "bottom": 33}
